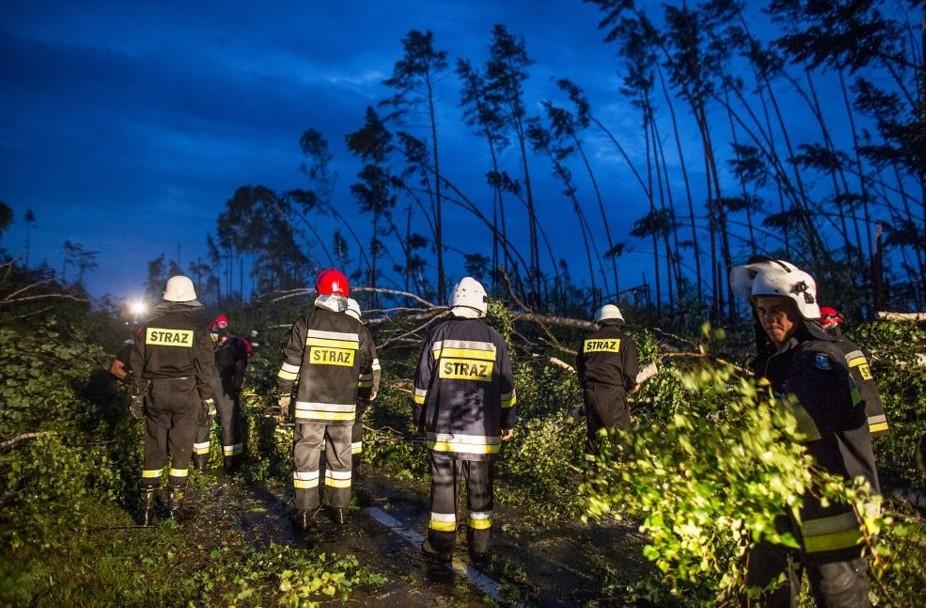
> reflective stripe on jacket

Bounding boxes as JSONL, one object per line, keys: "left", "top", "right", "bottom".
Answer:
{"left": 413, "top": 317, "right": 516, "bottom": 461}
{"left": 763, "top": 323, "right": 880, "bottom": 561}
{"left": 276, "top": 307, "right": 375, "bottom": 424}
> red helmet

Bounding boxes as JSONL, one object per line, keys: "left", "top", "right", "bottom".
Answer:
{"left": 315, "top": 268, "right": 349, "bottom": 297}
{"left": 819, "top": 306, "right": 843, "bottom": 328}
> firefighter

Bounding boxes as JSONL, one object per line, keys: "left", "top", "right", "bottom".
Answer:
{"left": 193, "top": 322, "right": 252, "bottom": 472}
{"left": 128, "top": 275, "right": 215, "bottom": 525}
{"left": 819, "top": 305, "right": 889, "bottom": 437}
{"left": 345, "top": 298, "right": 381, "bottom": 480}
{"left": 276, "top": 269, "right": 376, "bottom": 531}
{"left": 575, "top": 304, "right": 640, "bottom": 454}
{"left": 413, "top": 277, "right": 517, "bottom": 565}
{"left": 731, "top": 259, "right": 880, "bottom": 607}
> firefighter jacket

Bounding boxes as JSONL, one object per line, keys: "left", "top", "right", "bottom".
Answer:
{"left": 575, "top": 320, "right": 640, "bottom": 391}
{"left": 216, "top": 335, "right": 250, "bottom": 390}
{"left": 413, "top": 316, "right": 516, "bottom": 461}
{"left": 761, "top": 322, "right": 881, "bottom": 562}
{"left": 276, "top": 307, "right": 375, "bottom": 424}
{"left": 831, "top": 335, "right": 889, "bottom": 436}
{"left": 129, "top": 304, "right": 215, "bottom": 401}
{"left": 356, "top": 323, "right": 381, "bottom": 402}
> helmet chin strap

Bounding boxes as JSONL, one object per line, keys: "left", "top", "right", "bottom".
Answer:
{"left": 450, "top": 306, "right": 482, "bottom": 319}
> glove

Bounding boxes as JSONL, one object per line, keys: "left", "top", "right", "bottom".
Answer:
{"left": 200, "top": 398, "right": 215, "bottom": 425}
{"left": 278, "top": 394, "right": 292, "bottom": 421}
{"left": 130, "top": 393, "right": 145, "bottom": 420}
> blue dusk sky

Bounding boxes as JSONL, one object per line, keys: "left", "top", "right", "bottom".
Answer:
{"left": 0, "top": 1, "right": 904, "bottom": 305}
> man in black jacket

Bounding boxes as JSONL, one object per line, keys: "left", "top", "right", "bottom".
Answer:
{"left": 276, "top": 269, "right": 376, "bottom": 531}
{"left": 128, "top": 275, "right": 215, "bottom": 524}
{"left": 413, "top": 277, "right": 516, "bottom": 564}
{"left": 732, "top": 259, "right": 880, "bottom": 607}
{"left": 575, "top": 304, "right": 640, "bottom": 454}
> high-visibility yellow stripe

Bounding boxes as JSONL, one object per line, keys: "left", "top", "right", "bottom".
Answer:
{"left": 294, "top": 478, "right": 319, "bottom": 489}
{"left": 296, "top": 411, "right": 355, "bottom": 421}
{"left": 142, "top": 469, "right": 162, "bottom": 478}
{"left": 324, "top": 478, "right": 351, "bottom": 488}
{"left": 427, "top": 441, "right": 500, "bottom": 454}
{"left": 358, "top": 380, "right": 373, "bottom": 388}
{"left": 306, "top": 337, "right": 359, "bottom": 350}
{"left": 223, "top": 444, "right": 243, "bottom": 456}
{"left": 429, "top": 517, "right": 457, "bottom": 532}
{"left": 351, "top": 441, "right": 362, "bottom": 454}
{"left": 501, "top": 391, "right": 517, "bottom": 408}
{"left": 804, "top": 527, "right": 863, "bottom": 553}
{"left": 414, "top": 394, "right": 426, "bottom": 405}
{"left": 869, "top": 422, "right": 889, "bottom": 433}
{"left": 468, "top": 517, "right": 493, "bottom": 530}
{"left": 277, "top": 369, "right": 298, "bottom": 380}
{"left": 169, "top": 468, "right": 189, "bottom": 478}
{"left": 847, "top": 356, "right": 867, "bottom": 368}
{"left": 437, "top": 347, "right": 496, "bottom": 361}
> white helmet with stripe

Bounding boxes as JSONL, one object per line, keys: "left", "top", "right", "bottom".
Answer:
{"left": 594, "top": 304, "right": 624, "bottom": 323}
{"left": 450, "top": 277, "right": 488, "bottom": 317}
{"left": 731, "top": 259, "right": 821, "bottom": 319}
{"left": 346, "top": 298, "right": 362, "bottom": 321}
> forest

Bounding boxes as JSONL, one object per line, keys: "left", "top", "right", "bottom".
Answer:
{"left": 2, "top": 0, "right": 926, "bottom": 606}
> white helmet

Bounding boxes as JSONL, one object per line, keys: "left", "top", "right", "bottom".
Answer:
{"left": 730, "top": 259, "right": 821, "bottom": 319}
{"left": 594, "top": 304, "right": 624, "bottom": 323}
{"left": 163, "top": 275, "right": 198, "bottom": 303}
{"left": 451, "top": 277, "right": 488, "bottom": 316}
{"left": 345, "top": 298, "right": 362, "bottom": 321}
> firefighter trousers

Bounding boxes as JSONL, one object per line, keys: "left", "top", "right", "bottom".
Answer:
{"left": 349, "top": 399, "right": 370, "bottom": 470}
{"left": 193, "top": 373, "right": 244, "bottom": 463}
{"left": 427, "top": 453, "right": 495, "bottom": 557}
{"left": 293, "top": 422, "right": 352, "bottom": 510}
{"left": 141, "top": 376, "right": 199, "bottom": 489}
{"left": 583, "top": 384, "right": 630, "bottom": 454}
{"left": 744, "top": 540, "right": 871, "bottom": 608}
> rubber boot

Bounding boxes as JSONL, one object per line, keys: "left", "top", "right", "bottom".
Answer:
{"left": 421, "top": 538, "right": 452, "bottom": 564}
{"left": 167, "top": 486, "right": 187, "bottom": 521}
{"left": 224, "top": 454, "right": 242, "bottom": 474}
{"left": 293, "top": 508, "right": 319, "bottom": 533}
{"left": 192, "top": 453, "right": 208, "bottom": 471}
{"left": 138, "top": 487, "right": 157, "bottom": 527}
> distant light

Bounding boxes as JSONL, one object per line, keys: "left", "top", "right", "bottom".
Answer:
{"left": 130, "top": 300, "right": 147, "bottom": 317}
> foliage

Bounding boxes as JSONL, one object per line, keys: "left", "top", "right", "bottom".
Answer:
{"left": 849, "top": 319, "right": 926, "bottom": 488}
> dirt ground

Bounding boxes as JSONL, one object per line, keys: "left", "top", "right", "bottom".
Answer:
{"left": 177, "top": 466, "right": 652, "bottom": 607}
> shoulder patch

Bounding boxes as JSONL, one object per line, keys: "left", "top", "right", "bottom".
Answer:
{"left": 813, "top": 353, "right": 831, "bottom": 370}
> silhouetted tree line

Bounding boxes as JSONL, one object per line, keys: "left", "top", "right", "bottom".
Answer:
{"left": 198, "top": 1, "right": 924, "bottom": 321}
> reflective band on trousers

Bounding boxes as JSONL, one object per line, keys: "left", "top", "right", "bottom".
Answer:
{"left": 325, "top": 469, "right": 352, "bottom": 488}
{"left": 413, "top": 387, "right": 427, "bottom": 405}
{"left": 169, "top": 468, "right": 188, "bottom": 478}
{"left": 429, "top": 511, "right": 456, "bottom": 532}
{"left": 142, "top": 469, "right": 162, "bottom": 478}
{"left": 802, "top": 511, "right": 863, "bottom": 553}
{"left": 427, "top": 432, "right": 501, "bottom": 454}
{"left": 351, "top": 441, "right": 362, "bottom": 454}
{"left": 468, "top": 510, "right": 493, "bottom": 530}
{"left": 193, "top": 441, "right": 210, "bottom": 455}
{"left": 223, "top": 443, "right": 243, "bottom": 456}
{"left": 868, "top": 414, "right": 889, "bottom": 433}
{"left": 294, "top": 470, "right": 319, "bottom": 489}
